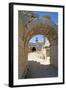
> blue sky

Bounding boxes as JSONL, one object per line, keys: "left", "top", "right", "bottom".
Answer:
{"left": 29, "top": 35, "right": 45, "bottom": 43}
{"left": 29, "top": 11, "right": 58, "bottom": 43}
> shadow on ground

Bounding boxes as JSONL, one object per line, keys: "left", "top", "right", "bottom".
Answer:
{"left": 25, "top": 61, "right": 58, "bottom": 78}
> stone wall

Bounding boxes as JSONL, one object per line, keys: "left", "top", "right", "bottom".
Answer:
{"left": 50, "top": 40, "right": 58, "bottom": 68}
{"left": 18, "top": 39, "right": 28, "bottom": 79}
{"left": 18, "top": 11, "right": 28, "bottom": 79}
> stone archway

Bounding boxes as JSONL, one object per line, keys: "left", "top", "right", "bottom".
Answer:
{"left": 18, "top": 11, "right": 58, "bottom": 79}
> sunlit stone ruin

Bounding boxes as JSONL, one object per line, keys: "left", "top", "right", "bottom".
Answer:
{"left": 18, "top": 11, "right": 58, "bottom": 79}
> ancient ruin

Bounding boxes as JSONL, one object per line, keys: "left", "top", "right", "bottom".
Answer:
{"left": 18, "top": 11, "right": 58, "bottom": 79}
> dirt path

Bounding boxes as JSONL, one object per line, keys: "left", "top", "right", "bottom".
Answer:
{"left": 25, "top": 52, "right": 58, "bottom": 78}
{"left": 25, "top": 61, "right": 58, "bottom": 78}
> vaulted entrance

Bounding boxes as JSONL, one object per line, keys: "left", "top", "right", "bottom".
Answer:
{"left": 18, "top": 11, "right": 58, "bottom": 79}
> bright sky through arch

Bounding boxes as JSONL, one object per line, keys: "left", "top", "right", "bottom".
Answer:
{"left": 29, "top": 35, "right": 47, "bottom": 43}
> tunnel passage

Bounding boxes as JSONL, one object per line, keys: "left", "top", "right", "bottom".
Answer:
{"left": 18, "top": 11, "right": 58, "bottom": 79}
